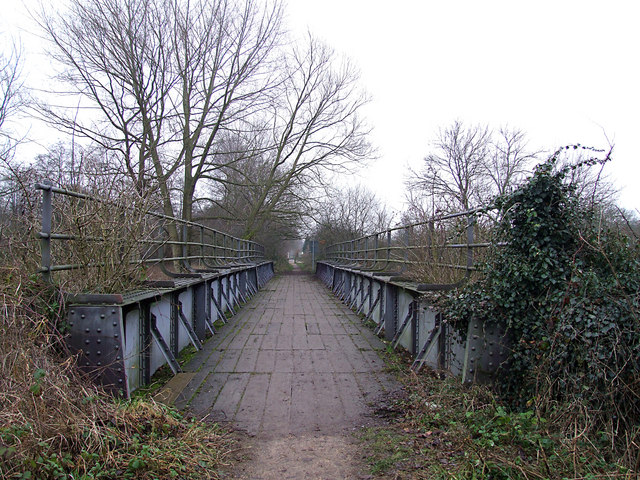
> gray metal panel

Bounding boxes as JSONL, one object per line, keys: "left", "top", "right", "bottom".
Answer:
{"left": 396, "top": 289, "right": 415, "bottom": 352}
{"left": 149, "top": 297, "right": 172, "bottom": 377}
{"left": 67, "top": 305, "right": 127, "bottom": 395}
{"left": 417, "top": 305, "right": 440, "bottom": 368}
{"left": 124, "top": 307, "right": 141, "bottom": 394}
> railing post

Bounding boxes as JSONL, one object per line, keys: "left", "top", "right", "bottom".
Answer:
{"left": 200, "top": 226, "right": 205, "bottom": 264}
{"left": 466, "top": 214, "right": 475, "bottom": 278}
{"left": 182, "top": 223, "right": 188, "bottom": 267}
{"left": 39, "top": 183, "right": 53, "bottom": 284}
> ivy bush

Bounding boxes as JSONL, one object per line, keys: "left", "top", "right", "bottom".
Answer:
{"left": 443, "top": 147, "right": 640, "bottom": 464}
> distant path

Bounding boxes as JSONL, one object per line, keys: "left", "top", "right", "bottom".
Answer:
{"left": 177, "top": 273, "right": 401, "bottom": 479}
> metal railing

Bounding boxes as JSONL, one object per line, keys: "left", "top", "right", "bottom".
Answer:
{"left": 36, "top": 182, "right": 265, "bottom": 284}
{"left": 323, "top": 209, "right": 498, "bottom": 287}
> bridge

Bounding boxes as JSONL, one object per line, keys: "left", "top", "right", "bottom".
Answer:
{"left": 35, "top": 184, "right": 509, "bottom": 464}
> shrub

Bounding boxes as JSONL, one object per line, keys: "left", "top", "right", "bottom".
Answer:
{"left": 443, "top": 147, "right": 640, "bottom": 467}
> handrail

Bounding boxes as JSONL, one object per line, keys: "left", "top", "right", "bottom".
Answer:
{"left": 322, "top": 208, "right": 500, "bottom": 284}
{"left": 36, "top": 182, "right": 266, "bottom": 284}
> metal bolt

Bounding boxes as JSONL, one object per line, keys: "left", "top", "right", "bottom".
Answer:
{"left": 97, "top": 351, "right": 101, "bottom": 356}
{"left": 114, "top": 334, "right": 118, "bottom": 338}
{"left": 97, "top": 339, "right": 101, "bottom": 344}
{"left": 84, "top": 340, "right": 90, "bottom": 344}
{"left": 116, "top": 356, "right": 121, "bottom": 361}
{"left": 118, "top": 379, "right": 123, "bottom": 383}
{"left": 81, "top": 314, "right": 86, "bottom": 319}
{"left": 97, "top": 362, "right": 101, "bottom": 366}
{"left": 100, "top": 314, "right": 105, "bottom": 319}
{"left": 114, "top": 345, "right": 119, "bottom": 350}
{"left": 111, "top": 310, "right": 116, "bottom": 314}
{"left": 70, "top": 310, "right": 75, "bottom": 315}
{"left": 97, "top": 328, "right": 101, "bottom": 333}
{"left": 113, "top": 322, "right": 117, "bottom": 327}
{"left": 85, "top": 328, "right": 90, "bottom": 333}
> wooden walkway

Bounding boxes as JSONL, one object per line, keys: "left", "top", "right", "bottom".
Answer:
{"left": 175, "top": 273, "right": 400, "bottom": 438}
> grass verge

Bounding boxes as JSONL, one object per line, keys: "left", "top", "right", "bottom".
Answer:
{"left": 359, "top": 346, "right": 636, "bottom": 479}
{"left": 0, "top": 268, "right": 234, "bottom": 479}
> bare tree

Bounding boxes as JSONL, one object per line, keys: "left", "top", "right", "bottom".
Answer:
{"left": 234, "top": 35, "right": 373, "bottom": 239}
{"left": 411, "top": 121, "right": 491, "bottom": 213}
{"left": 37, "top": 0, "right": 284, "bottom": 228}
{"left": 313, "top": 184, "right": 393, "bottom": 247}
{"left": 0, "top": 40, "right": 25, "bottom": 162}
{"left": 407, "top": 121, "right": 538, "bottom": 218}
{"left": 197, "top": 35, "right": 373, "bottom": 240}
{"left": 485, "top": 126, "right": 539, "bottom": 197}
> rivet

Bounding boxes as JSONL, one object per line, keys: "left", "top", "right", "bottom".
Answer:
{"left": 85, "top": 362, "right": 90, "bottom": 366}
{"left": 97, "top": 328, "right": 102, "bottom": 333}
{"left": 70, "top": 310, "right": 75, "bottom": 315}
{"left": 117, "top": 368, "right": 122, "bottom": 372}
{"left": 100, "top": 314, "right": 105, "bottom": 319}
{"left": 97, "top": 362, "right": 101, "bottom": 366}
{"left": 85, "top": 328, "right": 90, "bottom": 333}
{"left": 116, "top": 356, "right": 121, "bottom": 361}
{"left": 114, "top": 345, "right": 119, "bottom": 350}
{"left": 111, "top": 310, "right": 116, "bottom": 314}
{"left": 84, "top": 340, "right": 90, "bottom": 344}
{"left": 489, "top": 362, "right": 494, "bottom": 367}
{"left": 469, "top": 369, "right": 474, "bottom": 373}
{"left": 69, "top": 322, "right": 74, "bottom": 327}
{"left": 112, "top": 322, "right": 117, "bottom": 327}
{"left": 114, "top": 334, "right": 118, "bottom": 338}
{"left": 118, "top": 379, "right": 123, "bottom": 383}
{"left": 81, "top": 314, "right": 86, "bottom": 319}
{"left": 471, "top": 347, "right": 476, "bottom": 351}
{"left": 97, "top": 339, "right": 101, "bottom": 344}
{"left": 97, "top": 351, "right": 101, "bottom": 356}
{"left": 85, "top": 351, "right": 90, "bottom": 355}
{"left": 488, "top": 351, "right": 493, "bottom": 356}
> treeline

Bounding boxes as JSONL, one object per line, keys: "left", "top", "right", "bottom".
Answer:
{"left": 2, "top": 0, "right": 373, "bottom": 265}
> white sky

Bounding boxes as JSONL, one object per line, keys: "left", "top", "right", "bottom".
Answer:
{"left": 2, "top": 1, "right": 639, "bottom": 212}
{"left": 285, "top": 0, "right": 640, "bottom": 212}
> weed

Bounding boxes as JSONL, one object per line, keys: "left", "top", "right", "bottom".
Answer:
{"left": 0, "top": 270, "right": 234, "bottom": 479}
{"left": 359, "top": 346, "right": 635, "bottom": 479}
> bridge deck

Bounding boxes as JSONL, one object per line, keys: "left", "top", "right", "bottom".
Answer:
{"left": 176, "top": 273, "right": 400, "bottom": 438}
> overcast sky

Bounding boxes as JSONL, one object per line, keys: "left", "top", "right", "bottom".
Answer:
{"left": 285, "top": 0, "right": 640, "bottom": 212}
{"left": 3, "top": 1, "right": 639, "bottom": 212}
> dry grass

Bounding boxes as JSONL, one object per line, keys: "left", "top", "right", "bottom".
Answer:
{"left": 0, "top": 266, "right": 234, "bottom": 479}
{"left": 359, "top": 347, "right": 636, "bottom": 479}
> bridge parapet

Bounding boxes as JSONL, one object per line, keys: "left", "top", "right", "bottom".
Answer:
{"left": 35, "top": 183, "right": 274, "bottom": 395}
{"left": 317, "top": 209, "right": 509, "bottom": 384}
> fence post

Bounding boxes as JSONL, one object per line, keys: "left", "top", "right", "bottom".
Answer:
{"left": 39, "top": 183, "right": 53, "bottom": 283}
{"left": 466, "top": 214, "right": 475, "bottom": 278}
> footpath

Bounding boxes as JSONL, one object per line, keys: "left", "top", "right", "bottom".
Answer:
{"left": 175, "top": 273, "right": 401, "bottom": 479}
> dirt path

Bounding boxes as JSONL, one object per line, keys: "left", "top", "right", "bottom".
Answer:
{"left": 175, "top": 274, "right": 401, "bottom": 479}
